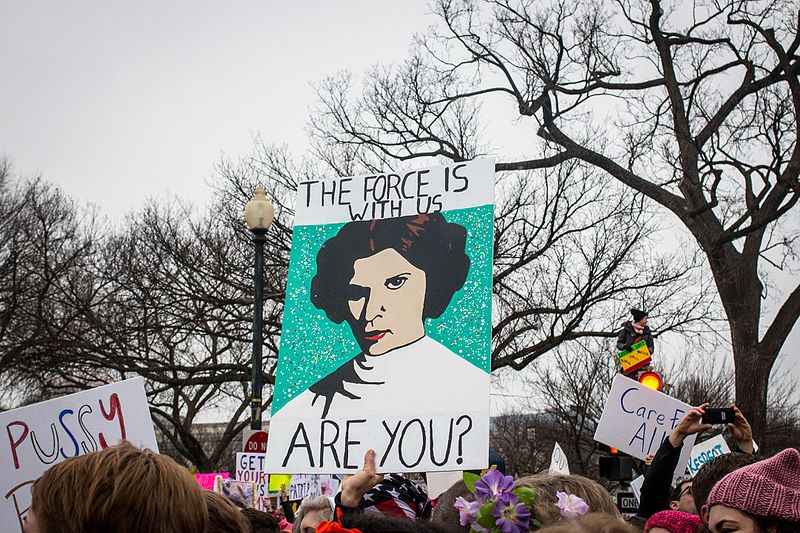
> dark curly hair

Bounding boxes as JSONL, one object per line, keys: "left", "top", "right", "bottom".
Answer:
{"left": 307, "top": 213, "right": 470, "bottom": 417}
{"left": 310, "top": 213, "right": 470, "bottom": 323}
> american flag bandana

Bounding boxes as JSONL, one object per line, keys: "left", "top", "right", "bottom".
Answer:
{"left": 360, "top": 474, "right": 432, "bottom": 520}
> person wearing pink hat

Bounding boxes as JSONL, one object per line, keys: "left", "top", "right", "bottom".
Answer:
{"left": 704, "top": 448, "right": 800, "bottom": 533}
{"left": 644, "top": 510, "right": 703, "bottom": 533}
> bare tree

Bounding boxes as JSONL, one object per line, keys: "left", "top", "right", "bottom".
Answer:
{"left": 513, "top": 344, "right": 800, "bottom": 479}
{"left": 311, "top": 0, "right": 800, "bottom": 441}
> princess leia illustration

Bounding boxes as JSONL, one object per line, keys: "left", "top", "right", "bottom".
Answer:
{"left": 280, "top": 212, "right": 488, "bottom": 419}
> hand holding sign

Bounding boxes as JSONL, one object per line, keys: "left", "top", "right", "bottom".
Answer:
{"left": 341, "top": 449, "right": 384, "bottom": 507}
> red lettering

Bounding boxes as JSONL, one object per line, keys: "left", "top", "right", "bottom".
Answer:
{"left": 98, "top": 394, "right": 126, "bottom": 448}
{"left": 6, "top": 421, "right": 29, "bottom": 469}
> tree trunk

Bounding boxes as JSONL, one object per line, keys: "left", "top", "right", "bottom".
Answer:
{"left": 733, "top": 345, "right": 773, "bottom": 448}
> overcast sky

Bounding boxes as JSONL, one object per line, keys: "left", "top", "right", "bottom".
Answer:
{"left": 1, "top": 1, "right": 436, "bottom": 217}
{"left": 1, "top": 1, "right": 796, "bottom": 409}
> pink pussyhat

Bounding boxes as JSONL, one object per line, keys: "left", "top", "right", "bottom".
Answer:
{"left": 644, "top": 510, "right": 702, "bottom": 533}
{"left": 704, "top": 448, "right": 800, "bottom": 523}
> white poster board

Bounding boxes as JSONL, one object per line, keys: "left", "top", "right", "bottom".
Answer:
{"left": 594, "top": 374, "right": 696, "bottom": 482}
{"left": 426, "top": 471, "right": 464, "bottom": 499}
{"left": 236, "top": 452, "right": 269, "bottom": 485}
{"left": 266, "top": 159, "right": 495, "bottom": 473}
{"left": 0, "top": 378, "right": 157, "bottom": 532}
{"left": 630, "top": 475, "right": 644, "bottom": 503}
{"left": 548, "top": 442, "right": 570, "bottom": 475}
{"left": 287, "top": 474, "right": 340, "bottom": 501}
{"left": 687, "top": 435, "right": 730, "bottom": 477}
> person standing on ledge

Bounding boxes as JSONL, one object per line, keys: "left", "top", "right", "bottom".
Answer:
{"left": 617, "top": 308, "right": 655, "bottom": 356}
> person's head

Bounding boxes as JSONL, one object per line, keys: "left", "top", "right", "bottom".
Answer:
{"left": 693, "top": 452, "right": 758, "bottom": 519}
{"left": 311, "top": 213, "right": 469, "bottom": 355}
{"left": 27, "top": 442, "right": 207, "bottom": 533}
{"left": 514, "top": 474, "right": 619, "bottom": 527}
{"left": 644, "top": 510, "right": 703, "bottom": 533}
{"left": 337, "top": 512, "right": 450, "bottom": 533}
{"left": 205, "top": 491, "right": 250, "bottom": 533}
{"left": 241, "top": 508, "right": 280, "bottom": 533}
{"left": 669, "top": 478, "right": 696, "bottom": 514}
{"left": 704, "top": 448, "right": 800, "bottom": 533}
{"left": 630, "top": 308, "right": 648, "bottom": 326}
{"left": 535, "top": 512, "right": 637, "bottom": 532}
{"left": 292, "top": 496, "right": 333, "bottom": 533}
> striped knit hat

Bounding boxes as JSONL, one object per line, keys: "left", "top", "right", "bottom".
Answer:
{"left": 704, "top": 448, "right": 800, "bottom": 522}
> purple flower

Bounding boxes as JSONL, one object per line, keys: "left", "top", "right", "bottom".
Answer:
{"left": 493, "top": 494, "right": 531, "bottom": 533}
{"left": 475, "top": 469, "right": 515, "bottom": 503}
{"left": 454, "top": 496, "right": 480, "bottom": 527}
{"left": 556, "top": 491, "right": 589, "bottom": 519}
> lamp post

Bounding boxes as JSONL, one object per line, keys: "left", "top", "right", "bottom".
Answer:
{"left": 244, "top": 185, "right": 274, "bottom": 430}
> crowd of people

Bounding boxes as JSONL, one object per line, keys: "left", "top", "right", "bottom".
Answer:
{"left": 19, "top": 404, "right": 799, "bottom": 533}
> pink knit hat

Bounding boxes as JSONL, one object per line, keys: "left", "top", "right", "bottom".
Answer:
{"left": 644, "top": 510, "right": 702, "bottom": 533}
{"left": 704, "top": 448, "right": 800, "bottom": 522}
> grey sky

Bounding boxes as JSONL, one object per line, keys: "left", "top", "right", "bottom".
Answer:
{"left": 1, "top": 1, "right": 434, "bottom": 216}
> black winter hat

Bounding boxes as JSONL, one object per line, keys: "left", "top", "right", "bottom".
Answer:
{"left": 630, "top": 308, "right": 648, "bottom": 322}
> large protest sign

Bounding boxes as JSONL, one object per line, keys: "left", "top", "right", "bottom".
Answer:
{"left": 0, "top": 378, "right": 157, "bottom": 532}
{"left": 594, "top": 374, "right": 696, "bottom": 482}
{"left": 266, "top": 159, "right": 494, "bottom": 473}
{"left": 687, "top": 435, "right": 730, "bottom": 477}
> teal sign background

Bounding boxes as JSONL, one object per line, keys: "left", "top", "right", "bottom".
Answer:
{"left": 271, "top": 204, "right": 493, "bottom": 414}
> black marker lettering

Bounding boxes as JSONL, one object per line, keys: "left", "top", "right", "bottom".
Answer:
{"left": 399, "top": 419, "right": 426, "bottom": 468}
{"left": 380, "top": 420, "right": 402, "bottom": 466}
{"left": 299, "top": 180, "right": 318, "bottom": 208}
{"left": 282, "top": 423, "right": 314, "bottom": 468}
{"left": 343, "top": 419, "right": 366, "bottom": 469}
{"left": 319, "top": 420, "right": 341, "bottom": 469}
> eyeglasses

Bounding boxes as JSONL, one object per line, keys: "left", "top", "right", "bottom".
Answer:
{"left": 679, "top": 484, "right": 693, "bottom": 498}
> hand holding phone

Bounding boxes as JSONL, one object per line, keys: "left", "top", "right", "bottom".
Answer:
{"left": 702, "top": 407, "right": 736, "bottom": 425}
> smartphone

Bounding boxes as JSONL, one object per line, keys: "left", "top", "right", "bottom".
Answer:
{"left": 702, "top": 407, "right": 736, "bottom": 424}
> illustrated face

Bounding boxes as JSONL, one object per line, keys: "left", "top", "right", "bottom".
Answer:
{"left": 708, "top": 505, "right": 764, "bottom": 533}
{"left": 346, "top": 248, "right": 426, "bottom": 355}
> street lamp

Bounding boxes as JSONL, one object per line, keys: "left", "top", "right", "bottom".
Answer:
{"left": 244, "top": 185, "right": 274, "bottom": 430}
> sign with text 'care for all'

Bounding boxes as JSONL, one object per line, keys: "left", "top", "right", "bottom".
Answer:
{"left": 594, "top": 374, "right": 696, "bottom": 482}
{"left": 1, "top": 378, "right": 157, "bottom": 532}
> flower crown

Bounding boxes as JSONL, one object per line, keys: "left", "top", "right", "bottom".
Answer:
{"left": 454, "top": 470, "right": 589, "bottom": 533}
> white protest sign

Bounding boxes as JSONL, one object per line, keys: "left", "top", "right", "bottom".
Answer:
{"left": 426, "top": 471, "right": 464, "bottom": 499}
{"left": 0, "top": 377, "right": 157, "bottom": 532}
{"left": 236, "top": 452, "right": 269, "bottom": 485}
{"left": 549, "top": 442, "right": 570, "bottom": 475}
{"left": 293, "top": 159, "right": 496, "bottom": 226}
{"left": 594, "top": 374, "right": 696, "bottom": 483}
{"left": 687, "top": 435, "right": 730, "bottom": 477}
{"left": 266, "top": 159, "right": 494, "bottom": 473}
{"left": 630, "top": 475, "right": 644, "bottom": 503}
{"left": 287, "top": 474, "right": 340, "bottom": 501}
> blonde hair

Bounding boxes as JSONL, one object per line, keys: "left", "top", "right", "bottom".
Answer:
{"left": 514, "top": 474, "right": 619, "bottom": 528}
{"left": 535, "top": 513, "right": 637, "bottom": 533}
{"left": 31, "top": 441, "right": 207, "bottom": 533}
